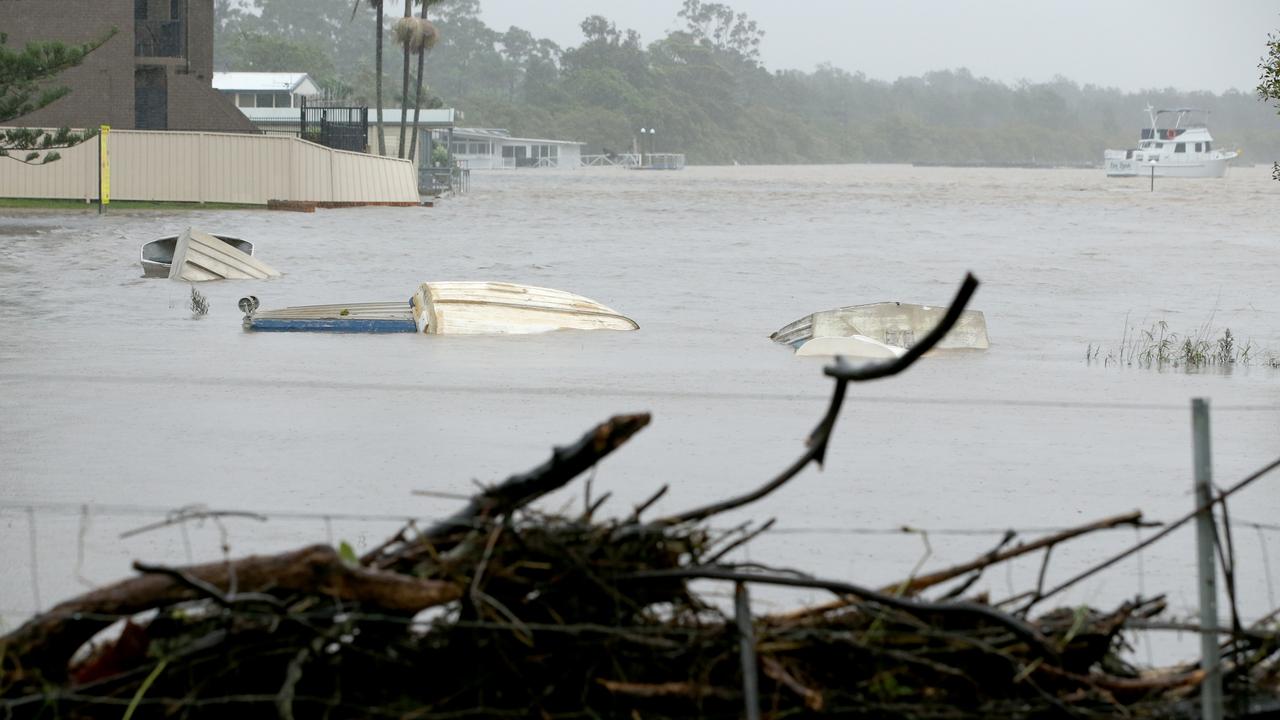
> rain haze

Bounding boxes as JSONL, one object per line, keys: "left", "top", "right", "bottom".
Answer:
{"left": 466, "top": 0, "right": 1278, "bottom": 92}
{"left": 4, "top": 0, "right": 1280, "bottom": 714}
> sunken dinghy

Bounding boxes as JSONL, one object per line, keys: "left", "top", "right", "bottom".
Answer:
{"left": 140, "top": 233, "right": 252, "bottom": 278}
{"left": 242, "top": 282, "right": 638, "bottom": 335}
{"left": 771, "top": 302, "right": 988, "bottom": 358}
{"left": 164, "top": 228, "right": 279, "bottom": 282}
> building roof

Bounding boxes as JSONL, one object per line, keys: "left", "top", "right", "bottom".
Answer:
{"left": 237, "top": 106, "right": 457, "bottom": 128}
{"left": 454, "top": 127, "right": 585, "bottom": 146}
{"left": 213, "top": 72, "right": 314, "bottom": 93}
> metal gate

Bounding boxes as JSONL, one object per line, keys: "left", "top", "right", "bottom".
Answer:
{"left": 299, "top": 99, "right": 368, "bottom": 153}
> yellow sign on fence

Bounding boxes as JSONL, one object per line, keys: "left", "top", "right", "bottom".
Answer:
{"left": 99, "top": 125, "right": 110, "bottom": 206}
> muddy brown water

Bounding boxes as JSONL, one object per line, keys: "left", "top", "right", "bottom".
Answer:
{"left": 1, "top": 165, "right": 1277, "bottom": 661}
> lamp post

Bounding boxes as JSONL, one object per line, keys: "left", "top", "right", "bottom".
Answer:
{"left": 639, "top": 127, "right": 657, "bottom": 164}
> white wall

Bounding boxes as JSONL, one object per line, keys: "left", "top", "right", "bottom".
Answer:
{"left": 0, "top": 129, "right": 419, "bottom": 204}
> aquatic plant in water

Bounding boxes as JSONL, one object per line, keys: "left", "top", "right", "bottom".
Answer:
{"left": 189, "top": 285, "right": 209, "bottom": 317}
{"left": 1088, "top": 319, "right": 1270, "bottom": 370}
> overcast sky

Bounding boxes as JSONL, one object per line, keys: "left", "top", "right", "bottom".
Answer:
{"left": 458, "top": 0, "right": 1278, "bottom": 93}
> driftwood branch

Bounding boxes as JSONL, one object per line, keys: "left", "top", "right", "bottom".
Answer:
{"left": 596, "top": 678, "right": 736, "bottom": 700}
{"left": 1036, "top": 455, "right": 1280, "bottom": 606}
{"left": 627, "top": 566, "right": 1057, "bottom": 662}
{"left": 364, "top": 413, "right": 651, "bottom": 567}
{"left": 777, "top": 511, "right": 1145, "bottom": 624}
{"left": 3, "top": 544, "right": 460, "bottom": 681}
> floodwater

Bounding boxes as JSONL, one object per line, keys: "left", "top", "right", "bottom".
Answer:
{"left": 2, "top": 164, "right": 1278, "bottom": 661}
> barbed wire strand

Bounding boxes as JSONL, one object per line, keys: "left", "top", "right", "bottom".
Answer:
{"left": 4, "top": 500, "right": 1280, "bottom": 539}
{"left": 1, "top": 371, "right": 1277, "bottom": 412}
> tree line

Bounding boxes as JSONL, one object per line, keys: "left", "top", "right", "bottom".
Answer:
{"left": 215, "top": 0, "right": 1280, "bottom": 166}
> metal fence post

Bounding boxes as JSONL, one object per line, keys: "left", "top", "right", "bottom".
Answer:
{"left": 1192, "top": 398, "right": 1223, "bottom": 720}
{"left": 735, "top": 582, "right": 761, "bottom": 720}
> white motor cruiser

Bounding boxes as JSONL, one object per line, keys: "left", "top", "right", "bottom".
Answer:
{"left": 1104, "top": 107, "right": 1238, "bottom": 178}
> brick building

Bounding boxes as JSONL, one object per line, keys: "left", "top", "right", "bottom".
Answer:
{"left": 2, "top": 0, "right": 255, "bottom": 132}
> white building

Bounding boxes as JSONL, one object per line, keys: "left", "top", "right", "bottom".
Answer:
{"left": 449, "top": 128, "right": 584, "bottom": 169}
{"left": 233, "top": 106, "right": 457, "bottom": 165}
{"left": 213, "top": 72, "right": 322, "bottom": 110}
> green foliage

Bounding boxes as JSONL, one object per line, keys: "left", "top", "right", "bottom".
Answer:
{"left": 338, "top": 540, "right": 358, "bottom": 565}
{"left": 1259, "top": 31, "right": 1280, "bottom": 180}
{"left": 0, "top": 30, "right": 113, "bottom": 163}
{"left": 223, "top": 32, "right": 339, "bottom": 90}
{"left": 431, "top": 143, "right": 449, "bottom": 165}
{"left": 212, "top": 3, "right": 1280, "bottom": 165}
{"left": 677, "top": 0, "right": 764, "bottom": 60}
{"left": 0, "top": 126, "right": 99, "bottom": 165}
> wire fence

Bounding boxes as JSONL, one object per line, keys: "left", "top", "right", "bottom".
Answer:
{"left": 3, "top": 497, "right": 1277, "bottom": 626}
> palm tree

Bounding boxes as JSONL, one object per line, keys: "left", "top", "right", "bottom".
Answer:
{"left": 400, "top": 1, "right": 441, "bottom": 165}
{"left": 395, "top": 0, "right": 413, "bottom": 158}
{"left": 353, "top": 0, "right": 387, "bottom": 155}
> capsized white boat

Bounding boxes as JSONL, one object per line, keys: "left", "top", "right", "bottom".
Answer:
{"left": 411, "top": 281, "right": 638, "bottom": 335}
{"left": 1104, "top": 107, "right": 1238, "bottom": 178}
{"left": 242, "top": 282, "right": 638, "bottom": 335}
{"left": 140, "top": 233, "right": 251, "bottom": 278}
{"left": 168, "top": 228, "right": 280, "bottom": 282}
{"left": 771, "top": 302, "right": 988, "bottom": 358}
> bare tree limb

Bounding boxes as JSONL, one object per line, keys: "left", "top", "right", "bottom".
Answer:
{"left": 3, "top": 545, "right": 460, "bottom": 681}
{"left": 363, "top": 413, "right": 651, "bottom": 567}
{"left": 1035, "top": 455, "right": 1280, "bottom": 607}
{"left": 777, "top": 511, "right": 1145, "bottom": 624}
{"left": 626, "top": 566, "right": 1057, "bottom": 662}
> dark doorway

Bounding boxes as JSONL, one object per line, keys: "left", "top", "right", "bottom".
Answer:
{"left": 134, "top": 67, "right": 168, "bottom": 129}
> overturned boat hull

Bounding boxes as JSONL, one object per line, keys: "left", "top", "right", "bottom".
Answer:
{"left": 244, "top": 282, "right": 638, "bottom": 335}
{"left": 772, "top": 302, "right": 988, "bottom": 357}
{"left": 169, "top": 228, "right": 280, "bottom": 282}
{"left": 141, "top": 234, "right": 252, "bottom": 278}
{"left": 412, "top": 281, "right": 638, "bottom": 335}
{"left": 245, "top": 302, "right": 417, "bottom": 333}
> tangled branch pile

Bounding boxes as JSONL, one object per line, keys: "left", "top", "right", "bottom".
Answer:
{"left": 3, "top": 275, "right": 1278, "bottom": 719}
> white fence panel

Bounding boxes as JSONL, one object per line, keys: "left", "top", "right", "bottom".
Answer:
{"left": 0, "top": 129, "right": 418, "bottom": 204}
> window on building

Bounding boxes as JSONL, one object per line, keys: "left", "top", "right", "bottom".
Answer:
{"left": 135, "top": 0, "right": 148, "bottom": 19}
{"left": 1195, "top": 143, "right": 1203, "bottom": 152}
{"left": 1205, "top": 142, "right": 1211, "bottom": 152}
{"left": 237, "top": 93, "right": 253, "bottom": 108}
{"left": 501, "top": 146, "right": 515, "bottom": 158}
{"left": 1174, "top": 143, "right": 1185, "bottom": 153}
{"left": 452, "top": 142, "right": 468, "bottom": 154}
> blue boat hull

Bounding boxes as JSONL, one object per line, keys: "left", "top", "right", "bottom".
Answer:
{"left": 245, "top": 316, "right": 417, "bottom": 333}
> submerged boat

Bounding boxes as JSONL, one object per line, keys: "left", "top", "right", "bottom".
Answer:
{"left": 771, "top": 302, "right": 989, "bottom": 358}
{"left": 243, "top": 282, "right": 638, "bottom": 335}
{"left": 1104, "top": 107, "right": 1238, "bottom": 178}
{"left": 140, "top": 233, "right": 252, "bottom": 278}
{"left": 150, "top": 228, "right": 280, "bottom": 282}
